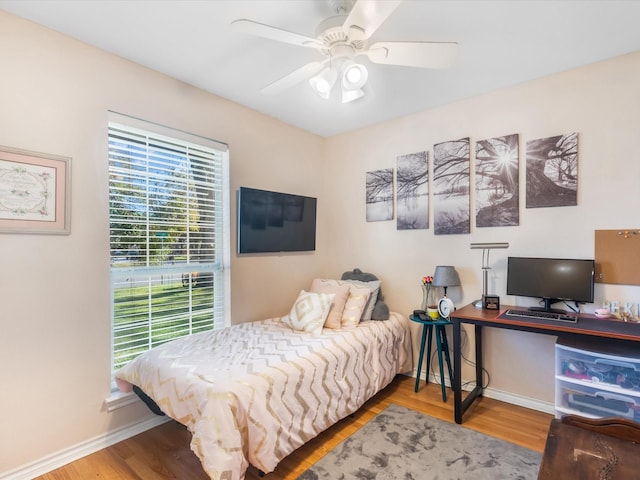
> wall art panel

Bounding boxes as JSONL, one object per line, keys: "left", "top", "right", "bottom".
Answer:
{"left": 526, "top": 132, "right": 578, "bottom": 208}
{"left": 433, "top": 138, "right": 470, "bottom": 235}
{"left": 475, "top": 134, "right": 519, "bottom": 227}
{"left": 396, "top": 151, "right": 428, "bottom": 230}
{"left": 366, "top": 168, "right": 394, "bottom": 222}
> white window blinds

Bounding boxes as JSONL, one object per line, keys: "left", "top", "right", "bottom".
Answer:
{"left": 108, "top": 115, "right": 229, "bottom": 374}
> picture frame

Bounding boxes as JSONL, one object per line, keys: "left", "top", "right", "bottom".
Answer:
{"left": 0, "top": 146, "right": 71, "bottom": 234}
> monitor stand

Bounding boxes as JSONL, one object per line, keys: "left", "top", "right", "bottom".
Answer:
{"left": 529, "top": 298, "right": 566, "bottom": 314}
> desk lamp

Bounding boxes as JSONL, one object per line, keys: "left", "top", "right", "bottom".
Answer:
{"left": 433, "top": 265, "right": 460, "bottom": 318}
{"left": 470, "top": 242, "right": 509, "bottom": 309}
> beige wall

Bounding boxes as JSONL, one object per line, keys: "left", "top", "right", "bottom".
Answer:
{"left": 2, "top": 8, "right": 640, "bottom": 476}
{"left": 324, "top": 51, "right": 640, "bottom": 401}
{"left": 0, "top": 11, "right": 327, "bottom": 474}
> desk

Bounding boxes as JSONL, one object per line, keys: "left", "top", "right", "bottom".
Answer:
{"left": 451, "top": 304, "right": 640, "bottom": 424}
{"left": 409, "top": 315, "right": 454, "bottom": 402}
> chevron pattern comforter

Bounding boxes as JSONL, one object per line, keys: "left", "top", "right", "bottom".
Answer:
{"left": 116, "top": 312, "right": 412, "bottom": 480}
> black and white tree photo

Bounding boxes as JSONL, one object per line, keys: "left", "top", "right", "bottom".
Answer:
{"left": 526, "top": 132, "right": 578, "bottom": 208}
{"left": 396, "top": 151, "right": 428, "bottom": 230}
{"left": 366, "top": 168, "right": 394, "bottom": 222}
{"left": 475, "top": 134, "right": 519, "bottom": 227}
{"left": 433, "top": 138, "right": 470, "bottom": 234}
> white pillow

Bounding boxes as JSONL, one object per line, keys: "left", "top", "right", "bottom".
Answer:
{"left": 341, "top": 284, "right": 371, "bottom": 329}
{"left": 342, "top": 279, "right": 381, "bottom": 321}
{"left": 309, "top": 279, "right": 352, "bottom": 329}
{"left": 283, "top": 290, "right": 335, "bottom": 335}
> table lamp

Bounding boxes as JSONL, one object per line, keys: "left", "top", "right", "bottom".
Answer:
{"left": 470, "top": 242, "right": 509, "bottom": 309}
{"left": 432, "top": 265, "right": 461, "bottom": 297}
{"left": 432, "top": 266, "right": 460, "bottom": 319}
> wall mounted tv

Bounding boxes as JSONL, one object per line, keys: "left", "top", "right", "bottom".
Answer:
{"left": 237, "top": 187, "right": 317, "bottom": 254}
{"left": 506, "top": 256, "right": 595, "bottom": 313}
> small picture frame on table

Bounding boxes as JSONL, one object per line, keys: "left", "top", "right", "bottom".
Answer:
{"left": 483, "top": 295, "right": 500, "bottom": 310}
{"left": 0, "top": 146, "right": 71, "bottom": 235}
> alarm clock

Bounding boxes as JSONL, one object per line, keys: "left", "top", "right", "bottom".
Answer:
{"left": 437, "top": 296, "right": 455, "bottom": 319}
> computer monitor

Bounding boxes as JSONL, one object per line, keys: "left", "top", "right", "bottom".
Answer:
{"left": 506, "top": 256, "right": 595, "bottom": 313}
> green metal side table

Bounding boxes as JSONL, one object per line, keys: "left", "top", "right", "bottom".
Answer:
{"left": 409, "top": 314, "right": 454, "bottom": 402}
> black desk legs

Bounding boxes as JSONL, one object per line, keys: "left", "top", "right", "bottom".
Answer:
{"left": 475, "top": 324, "right": 483, "bottom": 387}
{"left": 453, "top": 319, "right": 463, "bottom": 423}
{"left": 454, "top": 321, "right": 485, "bottom": 424}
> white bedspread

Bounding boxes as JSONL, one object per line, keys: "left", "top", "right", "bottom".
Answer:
{"left": 116, "top": 312, "right": 412, "bottom": 480}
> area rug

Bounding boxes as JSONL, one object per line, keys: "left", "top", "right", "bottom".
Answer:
{"left": 297, "top": 403, "right": 541, "bottom": 480}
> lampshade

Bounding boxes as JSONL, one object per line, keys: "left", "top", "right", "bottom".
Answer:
{"left": 342, "top": 87, "right": 364, "bottom": 104}
{"left": 310, "top": 60, "right": 368, "bottom": 102}
{"left": 470, "top": 242, "right": 509, "bottom": 250}
{"left": 432, "top": 265, "right": 460, "bottom": 288}
{"left": 309, "top": 67, "right": 338, "bottom": 99}
{"left": 341, "top": 61, "right": 368, "bottom": 91}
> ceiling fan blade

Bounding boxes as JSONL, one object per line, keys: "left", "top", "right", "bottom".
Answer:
{"left": 364, "top": 41, "right": 458, "bottom": 69}
{"left": 231, "top": 19, "right": 322, "bottom": 49}
{"left": 343, "top": 0, "right": 403, "bottom": 41}
{"left": 261, "top": 60, "right": 329, "bottom": 95}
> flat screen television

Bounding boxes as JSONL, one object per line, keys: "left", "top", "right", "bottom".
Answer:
{"left": 506, "top": 256, "right": 595, "bottom": 313}
{"left": 237, "top": 187, "right": 317, "bottom": 254}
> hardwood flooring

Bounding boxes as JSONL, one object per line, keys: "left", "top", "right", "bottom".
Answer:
{"left": 36, "top": 375, "right": 553, "bottom": 479}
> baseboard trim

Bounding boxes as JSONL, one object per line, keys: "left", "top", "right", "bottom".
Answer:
{"left": 409, "top": 369, "right": 555, "bottom": 415}
{"left": 482, "top": 385, "right": 555, "bottom": 415}
{"left": 0, "top": 415, "right": 170, "bottom": 480}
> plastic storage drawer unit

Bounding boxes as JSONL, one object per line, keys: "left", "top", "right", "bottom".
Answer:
{"left": 555, "top": 338, "right": 640, "bottom": 420}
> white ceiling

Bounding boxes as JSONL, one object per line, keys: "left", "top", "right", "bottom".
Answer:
{"left": 2, "top": 0, "right": 640, "bottom": 137}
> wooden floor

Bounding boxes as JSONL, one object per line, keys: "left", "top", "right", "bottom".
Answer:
{"left": 36, "top": 375, "right": 553, "bottom": 479}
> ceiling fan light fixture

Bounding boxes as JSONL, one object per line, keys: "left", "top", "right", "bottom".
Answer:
{"left": 342, "top": 87, "right": 364, "bottom": 104}
{"left": 309, "top": 67, "right": 338, "bottom": 99}
{"left": 341, "top": 61, "right": 368, "bottom": 91}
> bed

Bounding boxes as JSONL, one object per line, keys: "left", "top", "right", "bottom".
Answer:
{"left": 116, "top": 310, "right": 412, "bottom": 480}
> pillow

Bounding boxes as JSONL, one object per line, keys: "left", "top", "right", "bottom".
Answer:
{"left": 341, "top": 268, "right": 390, "bottom": 321}
{"left": 342, "top": 279, "right": 381, "bottom": 321}
{"left": 341, "top": 284, "right": 371, "bottom": 329}
{"left": 371, "top": 301, "right": 390, "bottom": 321}
{"left": 283, "top": 290, "right": 334, "bottom": 335}
{"left": 341, "top": 268, "right": 380, "bottom": 283}
{"left": 309, "top": 279, "right": 352, "bottom": 329}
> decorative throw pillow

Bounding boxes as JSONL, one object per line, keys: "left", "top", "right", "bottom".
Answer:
{"left": 341, "top": 284, "right": 371, "bottom": 329}
{"left": 283, "top": 290, "right": 335, "bottom": 335}
{"left": 309, "top": 279, "right": 352, "bottom": 329}
{"left": 341, "top": 268, "right": 390, "bottom": 321}
{"left": 342, "top": 279, "right": 381, "bottom": 321}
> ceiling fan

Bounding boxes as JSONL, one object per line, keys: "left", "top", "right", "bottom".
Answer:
{"left": 231, "top": 0, "right": 458, "bottom": 103}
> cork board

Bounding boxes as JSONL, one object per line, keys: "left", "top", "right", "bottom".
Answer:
{"left": 594, "top": 229, "right": 640, "bottom": 285}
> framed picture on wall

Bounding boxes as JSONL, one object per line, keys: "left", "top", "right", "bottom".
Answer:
{"left": 0, "top": 146, "right": 71, "bottom": 234}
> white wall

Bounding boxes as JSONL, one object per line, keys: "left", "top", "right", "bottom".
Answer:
{"left": 324, "top": 51, "right": 640, "bottom": 402}
{"left": 0, "top": 11, "right": 328, "bottom": 474}
{"left": 2, "top": 7, "right": 640, "bottom": 477}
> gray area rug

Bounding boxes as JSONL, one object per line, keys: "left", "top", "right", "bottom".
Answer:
{"left": 298, "top": 403, "right": 541, "bottom": 480}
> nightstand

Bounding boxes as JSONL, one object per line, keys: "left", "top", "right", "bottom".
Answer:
{"left": 409, "top": 314, "right": 454, "bottom": 402}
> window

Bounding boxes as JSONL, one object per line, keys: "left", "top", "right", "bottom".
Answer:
{"left": 108, "top": 113, "right": 230, "bottom": 376}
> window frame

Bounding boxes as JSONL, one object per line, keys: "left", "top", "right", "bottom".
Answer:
{"left": 107, "top": 111, "right": 231, "bottom": 383}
